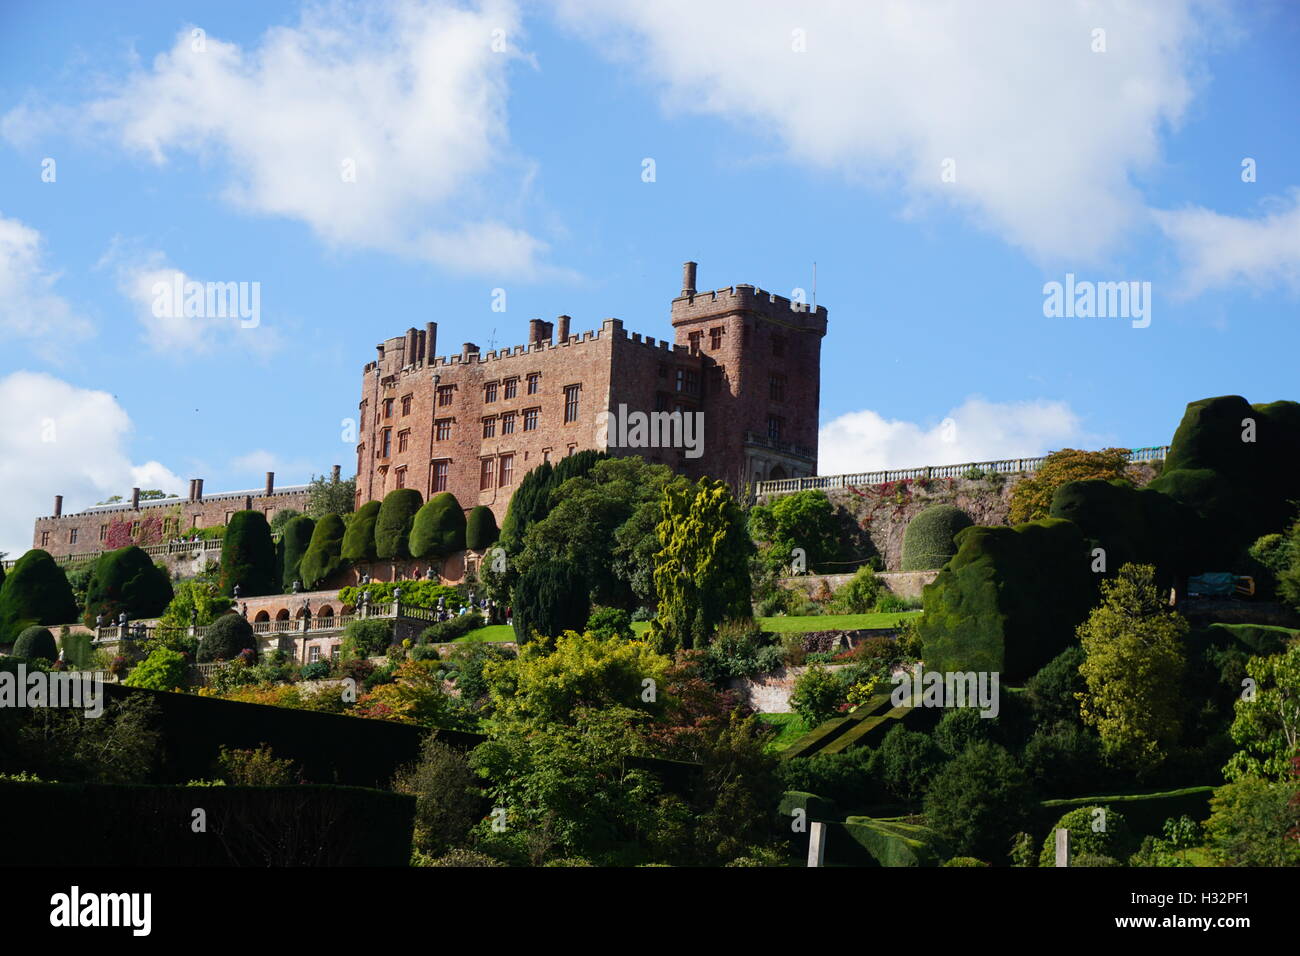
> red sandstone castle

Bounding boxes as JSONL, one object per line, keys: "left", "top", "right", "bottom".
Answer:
{"left": 355, "top": 262, "right": 828, "bottom": 520}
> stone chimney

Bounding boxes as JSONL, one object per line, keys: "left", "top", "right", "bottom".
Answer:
{"left": 425, "top": 321, "right": 437, "bottom": 362}
{"left": 54, "top": 495, "right": 63, "bottom": 518}
{"left": 528, "top": 319, "right": 547, "bottom": 347}
{"left": 331, "top": 464, "right": 342, "bottom": 483}
{"left": 462, "top": 342, "right": 479, "bottom": 361}
{"left": 265, "top": 472, "right": 275, "bottom": 496}
{"left": 682, "top": 260, "right": 698, "bottom": 296}
{"left": 556, "top": 315, "right": 571, "bottom": 343}
{"left": 195, "top": 479, "right": 204, "bottom": 501}
{"left": 405, "top": 328, "right": 419, "bottom": 366}
{"left": 243, "top": 495, "right": 253, "bottom": 510}
{"left": 187, "top": 479, "right": 196, "bottom": 502}
{"left": 131, "top": 487, "right": 140, "bottom": 510}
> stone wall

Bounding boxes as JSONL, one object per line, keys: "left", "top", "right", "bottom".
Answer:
{"left": 781, "top": 570, "right": 940, "bottom": 601}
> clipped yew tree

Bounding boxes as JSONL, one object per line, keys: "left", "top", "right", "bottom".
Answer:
{"left": 342, "top": 499, "right": 381, "bottom": 563}
{"left": 375, "top": 489, "right": 424, "bottom": 560}
{"left": 466, "top": 505, "right": 499, "bottom": 551}
{"left": 919, "top": 519, "right": 1095, "bottom": 683}
{"left": 279, "top": 514, "right": 317, "bottom": 591}
{"left": 410, "top": 493, "right": 467, "bottom": 559}
{"left": 218, "top": 510, "right": 277, "bottom": 597}
{"left": 13, "top": 625, "right": 58, "bottom": 661}
{"left": 511, "top": 559, "right": 590, "bottom": 644}
{"left": 0, "top": 549, "right": 78, "bottom": 640}
{"left": 299, "top": 513, "right": 346, "bottom": 590}
{"left": 82, "top": 545, "right": 174, "bottom": 627}
{"left": 197, "top": 612, "right": 257, "bottom": 662}
{"left": 900, "top": 505, "right": 973, "bottom": 570}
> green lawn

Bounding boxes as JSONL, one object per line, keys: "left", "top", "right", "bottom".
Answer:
{"left": 757, "top": 713, "right": 811, "bottom": 752}
{"left": 451, "top": 611, "right": 916, "bottom": 644}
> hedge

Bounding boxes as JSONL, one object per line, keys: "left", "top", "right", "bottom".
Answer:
{"left": 13, "top": 626, "right": 57, "bottom": 661}
{"left": 279, "top": 515, "right": 317, "bottom": 591}
{"left": 299, "top": 513, "right": 346, "bottom": 590}
{"left": 218, "top": 511, "right": 277, "bottom": 597}
{"left": 409, "top": 492, "right": 466, "bottom": 559}
{"left": 419, "top": 612, "right": 485, "bottom": 644}
{"left": 1037, "top": 786, "right": 1216, "bottom": 839}
{"left": 83, "top": 545, "right": 174, "bottom": 627}
{"left": 511, "top": 560, "right": 590, "bottom": 643}
{"left": 197, "top": 613, "right": 257, "bottom": 662}
{"left": 0, "top": 781, "right": 413, "bottom": 866}
{"left": 1037, "top": 805, "right": 1137, "bottom": 867}
{"left": 466, "top": 505, "right": 499, "bottom": 551}
{"left": 778, "top": 789, "right": 840, "bottom": 823}
{"left": 901, "top": 505, "right": 973, "bottom": 571}
{"left": 375, "top": 489, "right": 424, "bottom": 559}
{"left": 836, "top": 816, "right": 952, "bottom": 867}
{"left": 342, "top": 500, "right": 381, "bottom": 562}
{"left": 781, "top": 715, "right": 857, "bottom": 760}
{"left": 0, "top": 549, "right": 78, "bottom": 641}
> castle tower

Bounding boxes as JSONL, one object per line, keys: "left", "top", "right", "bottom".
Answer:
{"left": 669, "top": 262, "right": 828, "bottom": 487}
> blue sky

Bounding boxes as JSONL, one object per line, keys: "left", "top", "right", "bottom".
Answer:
{"left": 1, "top": 0, "right": 1298, "bottom": 554}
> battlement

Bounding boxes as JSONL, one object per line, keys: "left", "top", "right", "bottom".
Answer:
{"left": 670, "top": 283, "right": 828, "bottom": 332}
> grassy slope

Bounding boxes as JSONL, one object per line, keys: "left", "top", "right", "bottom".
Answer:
{"left": 453, "top": 611, "right": 920, "bottom": 644}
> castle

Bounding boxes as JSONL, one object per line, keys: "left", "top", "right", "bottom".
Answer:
{"left": 28, "top": 262, "right": 827, "bottom": 560}
{"left": 356, "top": 262, "right": 828, "bottom": 519}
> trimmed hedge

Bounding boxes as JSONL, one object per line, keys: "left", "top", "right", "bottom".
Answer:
{"left": 342, "top": 500, "right": 381, "bottom": 562}
{"left": 83, "top": 545, "right": 174, "bottom": 627}
{"left": 901, "top": 505, "right": 973, "bottom": 571}
{"left": 0, "top": 549, "right": 78, "bottom": 641}
{"left": 0, "top": 781, "right": 413, "bottom": 866}
{"left": 840, "top": 816, "right": 952, "bottom": 867}
{"left": 1037, "top": 786, "right": 1215, "bottom": 839}
{"left": 1037, "top": 805, "right": 1137, "bottom": 867}
{"left": 197, "top": 613, "right": 257, "bottom": 662}
{"left": 375, "top": 489, "right": 424, "bottom": 559}
{"left": 466, "top": 505, "right": 499, "bottom": 551}
{"left": 511, "top": 559, "right": 590, "bottom": 643}
{"left": 299, "top": 513, "right": 346, "bottom": 590}
{"left": 13, "top": 626, "right": 57, "bottom": 661}
{"left": 778, "top": 789, "right": 840, "bottom": 823}
{"left": 410, "top": 492, "right": 467, "bottom": 559}
{"left": 419, "top": 612, "right": 485, "bottom": 644}
{"left": 279, "top": 515, "right": 317, "bottom": 591}
{"left": 218, "top": 511, "right": 277, "bottom": 597}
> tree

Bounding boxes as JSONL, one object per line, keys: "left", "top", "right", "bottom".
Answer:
{"left": 1076, "top": 563, "right": 1187, "bottom": 771}
{"left": 1009, "top": 448, "right": 1132, "bottom": 523}
{"left": 122, "top": 647, "right": 190, "bottom": 691}
{"left": 269, "top": 508, "right": 302, "bottom": 535}
{"left": 922, "top": 741, "right": 1039, "bottom": 861}
{"left": 218, "top": 511, "right": 277, "bottom": 597}
{"left": 789, "top": 663, "right": 843, "bottom": 727}
{"left": 392, "top": 736, "right": 482, "bottom": 855}
{"left": 375, "top": 489, "right": 423, "bottom": 559}
{"left": 298, "top": 513, "right": 346, "bottom": 590}
{"left": 305, "top": 472, "right": 356, "bottom": 518}
{"left": 875, "top": 725, "right": 944, "bottom": 803}
{"left": 1224, "top": 643, "right": 1300, "bottom": 783}
{"left": 1205, "top": 776, "right": 1300, "bottom": 867}
{"left": 1025, "top": 645, "right": 1087, "bottom": 726}
{"left": 410, "top": 493, "right": 467, "bottom": 559}
{"left": 649, "top": 478, "right": 752, "bottom": 652}
{"left": 511, "top": 560, "right": 590, "bottom": 644}
{"left": 278, "top": 515, "right": 316, "bottom": 591}
{"left": 13, "top": 625, "right": 57, "bottom": 661}
{"left": 0, "top": 550, "right": 78, "bottom": 640}
{"left": 342, "top": 500, "right": 381, "bottom": 563}
{"left": 499, "top": 450, "right": 607, "bottom": 554}
{"left": 197, "top": 613, "right": 257, "bottom": 662}
{"left": 748, "top": 489, "right": 840, "bottom": 573}
{"left": 465, "top": 506, "right": 499, "bottom": 551}
{"left": 82, "top": 546, "right": 174, "bottom": 627}
{"left": 900, "top": 505, "right": 973, "bottom": 570}
{"left": 155, "top": 576, "right": 232, "bottom": 631}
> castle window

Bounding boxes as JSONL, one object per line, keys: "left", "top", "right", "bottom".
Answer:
{"left": 436, "top": 419, "right": 452, "bottom": 442}
{"left": 499, "top": 454, "right": 514, "bottom": 486}
{"left": 383, "top": 398, "right": 394, "bottom": 419}
{"left": 359, "top": 400, "right": 367, "bottom": 427}
{"left": 437, "top": 385, "right": 454, "bottom": 407}
{"left": 40, "top": 531, "right": 50, "bottom": 547}
{"left": 710, "top": 326, "right": 723, "bottom": 349}
{"left": 564, "top": 385, "right": 581, "bottom": 423}
{"left": 480, "top": 458, "right": 495, "bottom": 491}
{"left": 527, "top": 373, "right": 540, "bottom": 395}
{"left": 381, "top": 429, "right": 392, "bottom": 457}
{"left": 523, "top": 408, "right": 539, "bottom": 431}
{"left": 398, "top": 429, "right": 410, "bottom": 452}
{"left": 433, "top": 461, "right": 449, "bottom": 492}
{"left": 655, "top": 392, "right": 669, "bottom": 412}
{"left": 484, "top": 381, "right": 498, "bottom": 403}
{"left": 504, "top": 377, "right": 518, "bottom": 400}
{"left": 675, "top": 369, "right": 698, "bottom": 395}
{"left": 395, "top": 467, "right": 407, "bottom": 489}
{"left": 401, "top": 394, "right": 412, "bottom": 416}
{"left": 567, "top": 444, "right": 577, "bottom": 457}
{"left": 482, "top": 417, "right": 496, "bottom": 439}
{"left": 768, "top": 415, "right": 783, "bottom": 440}
{"left": 309, "top": 646, "right": 321, "bottom": 664}
{"left": 772, "top": 334, "right": 785, "bottom": 357}
{"left": 688, "top": 331, "right": 702, "bottom": 354}
{"left": 769, "top": 373, "right": 786, "bottom": 402}
{"left": 131, "top": 521, "right": 141, "bottom": 536}
{"left": 501, "top": 412, "right": 516, "bottom": 435}
{"left": 100, "top": 524, "right": 108, "bottom": 541}
{"left": 69, "top": 528, "right": 78, "bottom": 545}
{"left": 191, "top": 515, "right": 201, "bottom": 529}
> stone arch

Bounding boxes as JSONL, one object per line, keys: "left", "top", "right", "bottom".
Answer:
{"left": 769, "top": 464, "right": 788, "bottom": 481}
{"left": 254, "top": 610, "right": 270, "bottom": 623}
{"left": 276, "top": 608, "right": 290, "bottom": 621}
{"left": 318, "top": 605, "right": 334, "bottom": 618}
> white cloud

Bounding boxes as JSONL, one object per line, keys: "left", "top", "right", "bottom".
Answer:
{"left": 230, "top": 450, "right": 316, "bottom": 481}
{"left": 1154, "top": 188, "right": 1300, "bottom": 295}
{"left": 818, "top": 396, "right": 1098, "bottom": 475}
{"left": 556, "top": 0, "right": 1213, "bottom": 263}
{"left": 0, "top": 213, "right": 94, "bottom": 359}
{"left": 58, "top": 0, "right": 561, "bottom": 278}
{"left": 0, "top": 371, "right": 185, "bottom": 556}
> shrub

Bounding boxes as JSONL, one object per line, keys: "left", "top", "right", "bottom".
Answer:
{"left": 1205, "top": 776, "right": 1300, "bottom": 866}
{"left": 123, "top": 648, "right": 190, "bottom": 691}
{"left": 341, "top": 618, "right": 394, "bottom": 659}
{"left": 197, "top": 614, "right": 257, "bottom": 663}
{"left": 1009, "top": 448, "right": 1132, "bottom": 524}
{"left": 828, "top": 565, "right": 882, "bottom": 614}
{"left": 900, "top": 505, "right": 973, "bottom": 570}
{"left": 789, "top": 663, "right": 844, "bottom": 728}
{"left": 0, "top": 550, "right": 78, "bottom": 640}
{"left": 876, "top": 725, "right": 944, "bottom": 803}
{"left": 1025, "top": 645, "right": 1087, "bottom": 725}
{"left": 341, "top": 500, "right": 381, "bottom": 562}
{"left": 217, "top": 744, "right": 299, "bottom": 786}
{"left": 298, "top": 513, "right": 346, "bottom": 590}
{"left": 218, "top": 511, "right": 277, "bottom": 597}
{"left": 511, "top": 560, "right": 590, "bottom": 644}
{"left": 466, "top": 505, "right": 499, "bottom": 551}
{"left": 375, "top": 489, "right": 424, "bottom": 560}
{"left": 410, "top": 493, "right": 467, "bottom": 559}
{"left": 1038, "top": 806, "right": 1137, "bottom": 867}
{"left": 392, "top": 737, "right": 482, "bottom": 855}
{"left": 13, "top": 625, "right": 57, "bottom": 661}
{"left": 943, "top": 857, "right": 990, "bottom": 867}
{"left": 300, "top": 660, "right": 331, "bottom": 680}
{"left": 279, "top": 515, "right": 316, "bottom": 591}
{"left": 418, "top": 612, "right": 484, "bottom": 644}
{"left": 83, "top": 546, "right": 174, "bottom": 627}
{"left": 586, "top": 606, "right": 634, "bottom": 641}
{"left": 922, "top": 741, "right": 1038, "bottom": 861}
